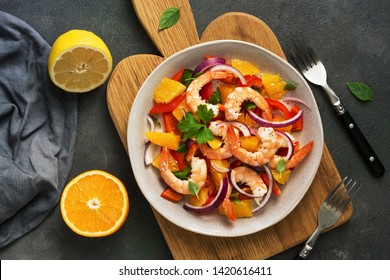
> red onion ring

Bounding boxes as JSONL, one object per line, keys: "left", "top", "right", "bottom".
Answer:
{"left": 228, "top": 169, "right": 264, "bottom": 198}
{"left": 208, "top": 65, "right": 247, "bottom": 85}
{"left": 210, "top": 160, "right": 230, "bottom": 173}
{"left": 216, "top": 121, "right": 251, "bottom": 136}
{"left": 252, "top": 165, "right": 273, "bottom": 212}
{"left": 281, "top": 96, "right": 312, "bottom": 110}
{"left": 144, "top": 142, "right": 161, "bottom": 166}
{"left": 193, "top": 57, "right": 226, "bottom": 74}
{"left": 183, "top": 177, "right": 229, "bottom": 213}
{"left": 247, "top": 109, "right": 303, "bottom": 128}
{"left": 275, "top": 131, "right": 294, "bottom": 160}
{"left": 147, "top": 115, "right": 155, "bottom": 132}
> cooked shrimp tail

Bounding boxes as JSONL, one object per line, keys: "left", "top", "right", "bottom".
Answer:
{"left": 160, "top": 147, "right": 207, "bottom": 194}
{"left": 268, "top": 140, "right": 314, "bottom": 169}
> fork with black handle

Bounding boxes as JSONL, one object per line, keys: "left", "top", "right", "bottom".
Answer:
{"left": 289, "top": 36, "right": 385, "bottom": 177}
{"left": 295, "top": 177, "right": 361, "bottom": 259}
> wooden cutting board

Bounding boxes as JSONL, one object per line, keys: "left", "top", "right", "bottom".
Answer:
{"left": 106, "top": 0, "right": 352, "bottom": 259}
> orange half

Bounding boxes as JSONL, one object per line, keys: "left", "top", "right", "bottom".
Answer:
{"left": 60, "top": 170, "right": 129, "bottom": 237}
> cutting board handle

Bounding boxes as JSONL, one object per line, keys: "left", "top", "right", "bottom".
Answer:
{"left": 132, "top": 0, "right": 200, "bottom": 58}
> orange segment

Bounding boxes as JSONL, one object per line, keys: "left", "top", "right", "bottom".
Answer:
{"left": 231, "top": 59, "right": 260, "bottom": 76}
{"left": 153, "top": 77, "right": 186, "bottom": 103}
{"left": 262, "top": 73, "right": 287, "bottom": 99}
{"left": 60, "top": 170, "right": 129, "bottom": 237}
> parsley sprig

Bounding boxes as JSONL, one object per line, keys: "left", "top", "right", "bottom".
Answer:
{"left": 177, "top": 104, "right": 214, "bottom": 144}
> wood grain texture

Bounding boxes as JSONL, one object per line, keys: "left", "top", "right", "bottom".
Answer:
{"left": 201, "top": 12, "right": 286, "bottom": 60}
{"left": 107, "top": 54, "right": 164, "bottom": 150}
{"left": 106, "top": 1, "right": 352, "bottom": 259}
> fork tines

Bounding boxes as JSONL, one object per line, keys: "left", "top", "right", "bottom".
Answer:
{"left": 289, "top": 35, "right": 319, "bottom": 72}
{"left": 323, "top": 176, "right": 361, "bottom": 213}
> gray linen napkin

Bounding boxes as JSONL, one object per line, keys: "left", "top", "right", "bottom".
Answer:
{"left": 0, "top": 11, "right": 78, "bottom": 249}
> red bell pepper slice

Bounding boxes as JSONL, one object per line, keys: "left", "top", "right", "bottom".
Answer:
{"left": 171, "top": 69, "right": 185, "bottom": 82}
{"left": 163, "top": 112, "right": 180, "bottom": 134}
{"left": 261, "top": 172, "right": 281, "bottom": 196}
{"left": 290, "top": 104, "right": 303, "bottom": 131}
{"left": 148, "top": 92, "right": 186, "bottom": 115}
{"left": 237, "top": 75, "right": 263, "bottom": 89}
{"left": 170, "top": 150, "right": 188, "bottom": 171}
{"left": 199, "top": 82, "right": 213, "bottom": 100}
{"left": 160, "top": 187, "right": 183, "bottom": 203}
{"left": 265, "top": 97, "right": 293, "bottom": 119}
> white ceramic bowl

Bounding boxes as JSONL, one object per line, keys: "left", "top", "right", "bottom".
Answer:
{"left": 127, "top": 40, "right": 323, "bottom": 237}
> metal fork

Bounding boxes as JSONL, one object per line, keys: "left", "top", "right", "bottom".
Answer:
{"left": 289, "top": 36, "right": 384, "bottom": 177}
{"left": 295, "top": 177, "right": 361, "bottom": 259}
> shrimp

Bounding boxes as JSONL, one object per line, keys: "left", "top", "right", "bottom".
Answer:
{"left": 198, "top": 120, "right": 232, "bottom": 159}
{"left": 226, "top": 125, "right": 279, "bottom": 166}
{"left": 224, "top": 87, "right": 273, "bottom": 121}
{"left": 267, "top": 140, "right": 314, "bottom": 169}
{"left": 186, "top": 71, "right": 228, "bottom": 116}
{"left": 232, "top": 166, "right": 268, "bottom": 198}
{"left": 160, "top": 147, "right": 207, "bottom": 195}
{"left": 220, "top": 181, "right": 236, "bottom": 222}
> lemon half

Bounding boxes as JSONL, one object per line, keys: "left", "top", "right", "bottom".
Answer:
{"left": 48, "top": 30, "right": 112, "bottom": 93}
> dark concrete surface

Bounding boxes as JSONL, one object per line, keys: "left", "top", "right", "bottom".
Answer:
{"left": 0, "top": 0, "right": 389, "bottom": 260}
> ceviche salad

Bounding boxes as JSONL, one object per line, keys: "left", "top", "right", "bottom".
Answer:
{"left": 144, "top": 55, "right": 314, "bottom": 222}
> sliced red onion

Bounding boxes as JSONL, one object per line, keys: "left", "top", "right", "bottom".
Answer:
{"left": 144, "top": 142, "right": 161, "bottom": 166}
{"left": 147, "top": 115, "right": 155, "bottom": 132}
{"left": 209, "top": 65, "right": 247, "bottom": 85}
{"left": 228, "top": 169, "right": 264, "bottom": 198}
{"left": 210, "top": 160, "right": 230, "bottom": 173}
{"left": 252, "top": 165, "right": 273, "bottom": 212}
{"left": 193, "top": 57, "right": 226, "bottom": 74}
{"left": 275, "top": 131, "right": 294, "bottom": 160}
{"left": 281, "top": 96, "right": 312, "bottom": 110}
{"left": 216, "top": 121, "right": 251, "bottom": 136}
{"left": 247, "top": 109, "right": 303, "bottom": 128}
{"left": 183, "top": 177, "right": 228, "bottom": 214}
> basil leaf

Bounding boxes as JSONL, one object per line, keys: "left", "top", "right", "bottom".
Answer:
{"left": 181, "top": 69, "right": 194, "bottom": 87}
{"left": 176, "top": 142, "right": 188, "bottom": 153}
{"left": 208, "top": 87, "right": 221, "bottom": 105}
{"left": 285, "top": 81, "right": 298, "bottom": 91}
{"left": 230, "top": 193, "right": 242, "bottom": 205}
{"left": 243, "top": 101, "right": 256, "bottom": 110}
{"left": 188, "top": 181, "right": 200, "bottom": 196}
{"left": 158, "top": 7, "right": 180, "bottom": 31}
{"left": 173, "top": 166, "right": 191, "bottom": 180}
{"left": 276, "top": 158, "right": 286, "bottom": 175}
{"left": 346, "top": 82, "right": 373, "bottom": 101}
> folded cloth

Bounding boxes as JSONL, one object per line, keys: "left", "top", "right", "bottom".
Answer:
{"left": 0, "top": 11, "right": 78, "bottom": 249}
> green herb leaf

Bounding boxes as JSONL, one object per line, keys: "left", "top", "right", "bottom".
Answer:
{"left": 285, "top": 81, "right": 298, "bottom": 91}
{"left": 346, "top": 82, "right": 373, "bottom": 101}
{"left": 177, "top": 112, "right": 203, "bottom": 139}
{"left": 188, "top": 181, "right": 200, "bottom": 196}
{"left": 243, "top": 101, "right": 256, "bottom": 110}
{"left": 276, "top": 158, "right": 286, "bottom": 176}
{"left": 208, "top": 87, "right": 221, "bottom": 105}
{"left": 230, "top": 193, "right": 242, "bottom": 205}
{"left": 150, "top": 116, "right": 161, "bottom": 129}
{"left": 173, "top": 166, "right": 191, "bottom": 180}
{"left": 177, "top": 107, "right": 214, "bottom": 144}
{"left": 158, "top": 7, "right": 180, "bottom": 31}
{"left": 176, "top": 142, "right": 188, "bottom": 153}
{"left": 196, "top": 104, "right": 214, "bottom": 124}
{"left": 181, "top": 69, "right": 194, "bottom": 87}
{"left": 196, "top": 126, "right": 214, "bottom": 144}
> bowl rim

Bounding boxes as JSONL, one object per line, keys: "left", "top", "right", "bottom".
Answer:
{"left": 127, "top": 39, "right": 324, "bottom": 237}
